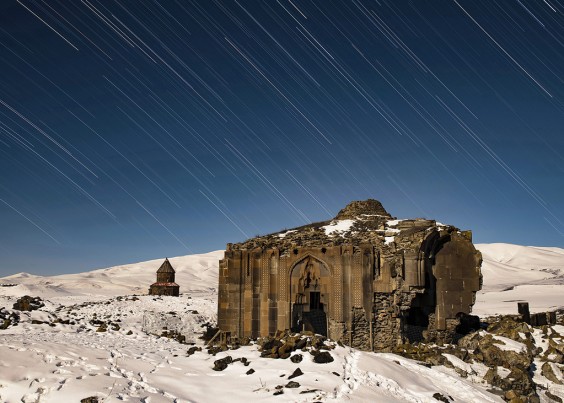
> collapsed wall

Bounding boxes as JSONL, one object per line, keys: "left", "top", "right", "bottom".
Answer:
{"left": 218, "top": 199, "right": 482, "bottom": 351}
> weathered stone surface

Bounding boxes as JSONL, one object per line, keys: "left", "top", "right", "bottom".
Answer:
{"left": 546, "top": 391, "right": 563, "bottom": 402}
{"left": 335, "top": 199, "right": 391, "bottom": 219}
{"left": 187, "top": 346, "right": 201, "bottom": 356}
{"left": 541, "top": 362, "right": 563, "bottom": 385}
{"left": 288, "top": 367, "right": 303, "bottom": 380}
{"left": 0, "top": 308, "right": 19, "bottom": 329}
{"left": 12, "top": 296, "right": 44, "bottom": 311}
{"left": 312, "top": 351, "right": 334, "bottom": 364}
{"left": 218, "top": 200, "right": 482, "bottom": 352}
{"left": 432, "top": 392, "right": 451, "bottom": 402}
{"left": 213, "top": 356, "right": 233, "bottom": 371}
{"left": 397, "top": 315, "right": 540, "bottom": 402}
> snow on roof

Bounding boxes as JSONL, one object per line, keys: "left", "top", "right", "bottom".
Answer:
{"left": 278, "top": 230, "right": 297, "bottom": 238}
{"left": 322, "top": 219, "right": 355, "bottom": 236}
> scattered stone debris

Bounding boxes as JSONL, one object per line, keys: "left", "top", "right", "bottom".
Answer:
{"left": 213, "top": 356, "right": 233, "bottom": 371}
{"left": 285, "top": 381, "right": 300, "bottom": 388}
{"left": 12, "top": 296, "right": 44, "bottom": 311}
{"left": 233, "top": 357, "right": 250, "bottom": 366}
{"left": 187, "top": 346, "right": 201, "bottom": 356}
{"left": 80, "top": 397, "right": 99, "bottom": 403}
{"left": 0, "top": 307, "right": 20, "bottom": 329}
{"left": 246, "top": 368, "right": 255, "bottom": 375}
{"left": 253, "top": 331, "right": 336, "bottom": 361}
{"left": 393, "top": 312, "right": 564, "bottom": 402}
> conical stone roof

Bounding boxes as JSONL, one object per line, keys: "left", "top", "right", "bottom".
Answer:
{"left": 156, "top": 258, "right": 175, "bottom": 273}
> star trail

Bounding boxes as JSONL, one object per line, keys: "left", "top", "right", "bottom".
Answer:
{"left": 1, "top": 0, "right": 563, "bottom": 275}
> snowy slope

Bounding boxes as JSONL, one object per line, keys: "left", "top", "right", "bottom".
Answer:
{"left": 0, "top": 251, "right": 222, "bottom": 299}
{"left": 474, "top": 243, "right": 564, "bottom": 316}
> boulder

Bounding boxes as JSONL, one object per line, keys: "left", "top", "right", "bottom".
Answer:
{"left": 312, "top": 351, "right": 333, "bottom": 364}
{"left": 213, "top": 356, "right": 233, "bottom": 371}
{"left": 12, "top": 296, "right": 44, "bottom": 311}
{"left": 288, "top": 367, "right": 303, "bottom": 380}
{"left": 541, "top": 362, "right": 563, "bottom": 385}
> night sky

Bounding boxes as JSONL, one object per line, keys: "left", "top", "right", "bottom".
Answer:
{"left": 1, "top": 0, "right": 563, "bottom": 276}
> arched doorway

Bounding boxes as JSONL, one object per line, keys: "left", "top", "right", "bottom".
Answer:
{"left": 290, "top": 255, "right": 330, "bottom": 336}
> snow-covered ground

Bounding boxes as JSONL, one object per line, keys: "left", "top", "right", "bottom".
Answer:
{"left": 0, "top": 244, "right": 563, "bottom": 402}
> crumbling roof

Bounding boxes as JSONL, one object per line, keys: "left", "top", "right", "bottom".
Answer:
{"left": 156, "top": 258, "right": 176, "bottom": 273}
{"left": 228, "top": 199, "right": 457, "bottom": 251}
{"left": 335, "top": 199, "right": 391, "bottom": 219}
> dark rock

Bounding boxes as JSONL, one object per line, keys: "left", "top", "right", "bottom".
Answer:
{"left": 541, "top": 362, "right": 563, "bottom": 385}
{"left": 295, "top": 338, "right": 307, "bottom": 350}
{"left": 187, "top": 346, "right": 202, "bottom": 356}
{"left": 201, "top": 324, "right": 220, "bottom": 342}
{"left": 207, "top": 346, "right": 222, "bottom": 356}
{"left": 262, "top": 338, "right": 283, "bottom": 352}
{"left": 13, "top": 296, "right": 44, "bottom": 311}
{"left": 246, "top": 368, "right": 255, "bottom": 375}
{"left": 273, "top": 390, "right": 283, "bottom": 396}
{"left": 213, "top": 356, "right": 233, "bottom": 371}
{"left": 285, "top": 381, "right": 300, "bottom": 388}
{"left": 546, "top": 391, "right": 563, "bottom": 403}
{"left": 288, "top": 367, "right": 303, "bottom": 380}
{"left": 290, "top": 354, "right": 303, "bottom": 363}
{"left": 313, "top": 351, "right": 333, "bottom": 364}
{"left": 332, "top": 372, "right": 340, "bottom": 376}
{"left": 81, "top": 397, "right": 99, "bottom": 403}
{"left": 455, "top": 313, "right": 481, "bottom": 335}
{"left": 432, "top": 393, "right": 451, "bottom": 402}
{"left": 0, "top": 308, "right": 19, "bottom": 330}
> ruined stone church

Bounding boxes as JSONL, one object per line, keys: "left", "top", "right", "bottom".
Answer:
{"left": 217, "top": 200, "right": 482, "bottom": 351}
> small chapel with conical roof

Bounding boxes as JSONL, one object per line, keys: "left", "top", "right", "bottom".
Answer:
{"left": 149, "top": 258, "right": 180, "bottom": 296}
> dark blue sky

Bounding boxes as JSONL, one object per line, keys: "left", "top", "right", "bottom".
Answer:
{"left": 1, "top": 0, "right": 563, "bottom": 276}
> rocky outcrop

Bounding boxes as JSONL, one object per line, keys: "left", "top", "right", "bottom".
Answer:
{"left": 0, "top": 307, "right": 20, "bottom": 329}
{"left": 12, "top": 296, "right": 44, "bottom": 311}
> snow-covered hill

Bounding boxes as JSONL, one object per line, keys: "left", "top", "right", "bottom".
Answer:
{"left": 0, "top": 251, "right": 222, "bottom": 299}
{"left": 0, "top": 243, "right": 563, "bottom": 402}
{"left": 474, "top": 243, "right": 564, "bottom": 316}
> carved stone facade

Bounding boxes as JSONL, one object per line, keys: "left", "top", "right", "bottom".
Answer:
{"left": 149, "top": 258, "right": 180, "bottom": 296}
{"left": 218, "top": 200, "right": 482, "bottom": 351}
